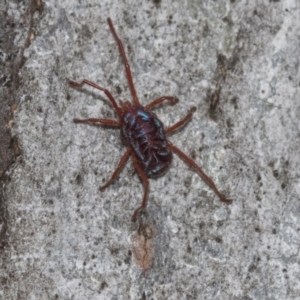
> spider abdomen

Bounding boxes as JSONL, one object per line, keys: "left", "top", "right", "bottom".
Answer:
{"left": 121, "top": 105, "right": 172, "bottom": 178}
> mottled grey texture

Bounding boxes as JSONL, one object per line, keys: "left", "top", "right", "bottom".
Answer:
{"left": 2, "top": 0, "right": 300, "bottom": 299}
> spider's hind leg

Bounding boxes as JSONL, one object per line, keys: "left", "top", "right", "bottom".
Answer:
{"left": 168, "top": 141, "right": 232, "bottom": 204}
{"left": 131, "top": 154, "right": 150, "bottom": 222}
{"left": 100, "top": 147, "right": 132, "bottom": 191}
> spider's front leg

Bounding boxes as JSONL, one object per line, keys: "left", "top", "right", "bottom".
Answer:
{"left": 165, "top": 107, "right": 196, "bottom": 135}
{"left": 73, "top": 118, "right": 122, "bottom": 126}
{"left": 69, "top": 79, "right": 122, "bottom": 116}
{"left": 145, "top": 96, "right": 178, "bottom": 110}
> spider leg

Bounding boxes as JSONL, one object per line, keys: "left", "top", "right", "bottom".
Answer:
{"left": 168, "top": 141, "right": 232, "bottom": 204}
{"left": 100, "top": 147, "right": 132, "bottom": 191}
{"left": 145, "top": 96, "right": 178, "bottom": 110}
{"left": 69, "top": 79, "right": 122, "bottom": 117}
{"left": 107, "top": 18, "right": 140, "bottom": 106}
{"left": 74, "top": 118, "right": 122, "bottom": 126}
{"left": 165, "top": 107, "right": 196, "bottom": 135}
{"left": 131, "top": 154, "right": 150, "bottom": 222}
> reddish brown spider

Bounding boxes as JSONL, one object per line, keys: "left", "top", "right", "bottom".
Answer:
{"left": 69, "top": 18, "right": 232, "bottom": 222}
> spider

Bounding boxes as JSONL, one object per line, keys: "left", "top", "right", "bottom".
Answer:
{"left": 69, "top": 18, "right": 232, "bottom": 222}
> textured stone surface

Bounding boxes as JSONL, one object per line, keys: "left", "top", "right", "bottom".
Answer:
{"left": 1, "top": 0, "right": 300, "bottom": 299}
